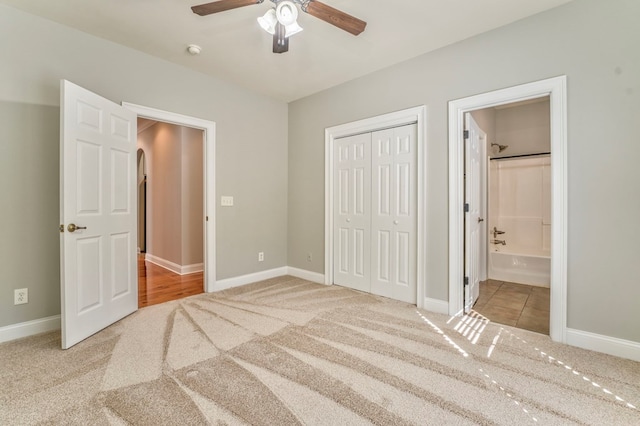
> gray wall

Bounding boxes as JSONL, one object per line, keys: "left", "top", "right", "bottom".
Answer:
{"left": 137, "top": 123, "right": 204, "bottom": 267}
{"left": 288, "top": 0, "right": 640, "bottom": 342}
{"left": 138, "top": 123, "right": 184, "bottom": 265}
{"left": 0, "top": 102, "right": 61, "bottom": 326}
{"left": 181, "top": 127, "right": 205, "bottom": 266}
{"left": 0, "top": 4, "right": 288, "bottom": 328}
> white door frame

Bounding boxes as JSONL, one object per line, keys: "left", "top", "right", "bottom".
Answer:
{"left": 448, "top": 76, "right": 567, "bottom": 343}
{"left": 479, "top": 132, "right": 488, "bottom": 282}
{"left": 325, "top": 105, "right": 427, "bottom": 309}
{"left": 122, "top": 102, "right": 217, "bottom": 293}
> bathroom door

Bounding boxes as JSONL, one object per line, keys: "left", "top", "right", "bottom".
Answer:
{"left": 60, "top": 80, "right": 138, "bottom": 349}
{"left": 464, "top": 113, "right": 483, "bottom": 312}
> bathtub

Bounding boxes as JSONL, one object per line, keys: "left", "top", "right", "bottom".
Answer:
{"left": 488, "top": 246, "right": 550, "bottom": 287}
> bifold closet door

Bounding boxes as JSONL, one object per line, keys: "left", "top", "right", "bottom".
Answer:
{"left": 371, "top": 125, "right": 417, "bottom": 304}
{"left": 333, "top": 133, "right": 371, "bottom": 292}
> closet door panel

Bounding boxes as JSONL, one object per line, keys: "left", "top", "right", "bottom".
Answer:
{"left": 371, "top": 124, "right": 417, "bottom": 303}
{"left": 333, "top": 133, "right": 371, "bottom": 292}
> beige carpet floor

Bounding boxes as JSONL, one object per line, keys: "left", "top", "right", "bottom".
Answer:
{"left": 1, "top": 276, "right": 639, "bottom": 425}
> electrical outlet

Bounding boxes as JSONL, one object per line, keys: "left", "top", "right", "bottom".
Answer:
{"left": 258, "top": 252, "right": 264, "bottom": 262}
{"left": 307, "top": 252, "right": 312, "bottom": 262}
{"left": 14, "top": 288, "right": 28, "bottom": 305}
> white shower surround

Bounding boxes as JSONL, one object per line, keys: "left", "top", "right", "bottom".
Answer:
{"left": 488, "top": 155, "right": 551, "bottom": 287}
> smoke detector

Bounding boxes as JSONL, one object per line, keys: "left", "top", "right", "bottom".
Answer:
{"left": 186, "top": 44, "right": 202, "bottom": 55}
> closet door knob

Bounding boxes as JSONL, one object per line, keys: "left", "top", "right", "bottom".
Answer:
{"left": 393, "top": 220, "right": 399, "bottom": 225}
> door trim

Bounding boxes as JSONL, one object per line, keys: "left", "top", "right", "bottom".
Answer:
{"left": 447, "top": 76, "right": 567, "bottom": 343}
{"left": 122, "top": 102, "right": 217, "bottom": 293}
{"left": 324, "top": 105, "right": 427, "bottom": 308}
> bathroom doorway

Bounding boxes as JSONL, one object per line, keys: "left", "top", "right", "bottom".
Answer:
{"left": 469, "top": 97, "right": 551, "bottom": 334}
{"left": 448, "top": 76, "right": 568, "bottom": 343}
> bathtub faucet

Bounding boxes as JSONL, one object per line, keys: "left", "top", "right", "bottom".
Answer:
{"left": 491, "top": 239, "right": 506, "bottom": 245}
{"left": 492, "top": 227, "right": 506, "bottom": 238}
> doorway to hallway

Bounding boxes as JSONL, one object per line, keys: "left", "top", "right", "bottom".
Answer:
{"left": 136, "top": 118, "right": 205, "bottom": 306}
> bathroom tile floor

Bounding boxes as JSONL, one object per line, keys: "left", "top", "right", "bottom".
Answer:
{"left": 473, "top": 279, "right": 550, "bottom": 334}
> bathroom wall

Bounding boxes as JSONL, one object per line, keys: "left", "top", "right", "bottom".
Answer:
{"left": 493, "top": 99, "right": 550, "bottom": 158}
{"left": 470, "top": 108, "right": 496, "bottom": 145}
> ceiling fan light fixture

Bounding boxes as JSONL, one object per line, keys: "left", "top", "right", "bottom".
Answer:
{"left": 257, "top": 8, "right": 277, "bottom": 34}
{"left": 276, "top": 1, "right": 298, "bottom": 26}
{"left": 260, "top": 1, "right": 303, "bottom": 39}
{"left": 284, "top": 21, "right": 303, "bottom": 37}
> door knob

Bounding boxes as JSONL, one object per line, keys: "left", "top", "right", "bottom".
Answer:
{"left": 346, "top": 218, "right": 351, "bottom": 223}
{"left": 67, "top": 223, "right": 87, "bottom": 233}
{"left": 393, "top": 220, "right": 399, "bottom": 225}
{"left": 478, "top": 217, "right": 484, "bottom": 223}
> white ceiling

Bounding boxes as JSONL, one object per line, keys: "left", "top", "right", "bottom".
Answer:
{"left": 1, "top": 0, "right": 572, "bottom": 102}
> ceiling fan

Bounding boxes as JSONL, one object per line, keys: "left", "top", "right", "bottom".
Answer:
{"left": 191, "top": 0, "right": 367, "bottom": 54}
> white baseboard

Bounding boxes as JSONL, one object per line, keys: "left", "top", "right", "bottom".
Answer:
{"left": 214, "top": 267, "right": 288, "bottom": 292}
{"left": 286, "top": 267, "right": 325, "bottom": 284}
{"left": 422, "top": 297, "right": 449, "bottom": 315}
{"left": 566, "top": 328, "right": 640, "bottom": 362}
{"left": 145, "top": 254, "right": 203, "bottom": 275}
{"left": 181, "top": 263, "right": 204, "bottom": 274}
{"left": 0, "top": 315, "right": 61, "bottom": 344}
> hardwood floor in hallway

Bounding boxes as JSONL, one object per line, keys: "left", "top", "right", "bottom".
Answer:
{"left": 138, "top": 254, "right": 204, "bottom": 308}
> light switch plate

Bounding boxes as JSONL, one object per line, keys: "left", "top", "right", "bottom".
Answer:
{"left": 221, "top": 196, "right": 234, "bottom": 207}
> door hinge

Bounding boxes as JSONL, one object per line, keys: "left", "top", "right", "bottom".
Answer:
{"left": 463, "top": 130, "right": 469, "bottom": 139}
{"left": 464, "top": 276, "right": 469, "bottom": 286}
{"left": 464, "top": 203, "right": 469, "bottom": 212}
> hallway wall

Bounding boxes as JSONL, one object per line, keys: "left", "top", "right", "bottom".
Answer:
{"left": 137, "top": 122, "right": 204, "bottom": 268}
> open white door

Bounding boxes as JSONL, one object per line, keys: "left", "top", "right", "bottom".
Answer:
{"left": 60, "top": 80, "right": 138, "bottom": 349}
{"left": 464, "top": 113, "right": 484, "bottom": 313}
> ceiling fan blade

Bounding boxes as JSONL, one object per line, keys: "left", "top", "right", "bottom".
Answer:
{"left": 272, "top": 22, "right": 289, "bottom": 54}
{"left": 303, "top": 0, "right": 366, "bottom": 36}
{"left": 191, "top": 0, "right": 263, "bottom": 16}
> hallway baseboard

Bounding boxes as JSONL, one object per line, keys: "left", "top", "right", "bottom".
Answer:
{"left": 145, "top": 254, "right": 203, "bottom": 275}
